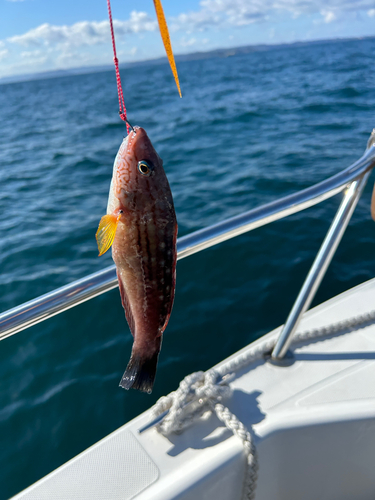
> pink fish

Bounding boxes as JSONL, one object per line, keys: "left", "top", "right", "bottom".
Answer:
{"left": 96, "top": 126, "right": 177, "bottom": 393}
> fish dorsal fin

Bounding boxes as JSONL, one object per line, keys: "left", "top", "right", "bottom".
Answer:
{"left": 96, "top": 214, "right": 120, "bottom": 256}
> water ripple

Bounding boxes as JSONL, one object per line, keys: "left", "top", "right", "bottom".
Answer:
{"left": 1, "top": 37, "right": 375, "bottom": 499}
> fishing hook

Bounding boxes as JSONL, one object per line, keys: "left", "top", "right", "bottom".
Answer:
{"left": 125, "top": 119, "right": 136, "bottom": 134}
{"left": 119, "top": 112, "right": 136, "bottom": 134}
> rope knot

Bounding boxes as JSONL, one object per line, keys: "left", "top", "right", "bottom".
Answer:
{"left": 151, "top": 370, "right": 232, "bottom": 435}
{"left": 150, "top": 370, "right": 258, "bottom": 499}
{"left": 147, "top": 312, "right": 374, "bottom": 500}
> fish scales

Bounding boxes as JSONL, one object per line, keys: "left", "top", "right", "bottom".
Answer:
{"left": 96, "top": 126, "right": 177, "bottom": 393}
{"left": 115, "top": 199, "right": 175, "bottom": 340}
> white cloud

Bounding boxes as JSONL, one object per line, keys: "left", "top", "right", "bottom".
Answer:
{"left": 20, "top": 49, "right": 43, "bottom": 59}
{"left": 118, "top": 46, "right": 139, "bottom": 57}
{"left": 7, "top": 11, "right": 157, "bottom": 48}
{"left": 0, "top": 10, "right": 160, "bottom": 78}
{"left": 172, "top": 0, "right": 375, "bottom": 30}
{"left": 171, "top": 10, "right": 222, "bottom": 32}
{"left": 20, "top": 49, "right": 48, "bottom": 66}
{"left": 4, "top": 1, "right": 374, "bottom": 55}
{"left": 1, "top": 0, "right": 374, "bottom": 79}
{"left": 180, "top": 37, "right": 198, "bottom": 47}
{"left": 0, "top": 49, "right": 9, "bottom": 61}
{"left": 321, "top": 10, "right": 337, "bottom": 23}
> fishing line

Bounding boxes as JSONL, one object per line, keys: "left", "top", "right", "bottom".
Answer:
{"left": 106, "top": 0, "right": 130, "bottom": 135}
{"left": 106, "top": 0, "right": 181, "bottom": 135}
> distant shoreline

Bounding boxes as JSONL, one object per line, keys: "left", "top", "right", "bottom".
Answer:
{"left": 1, "top": 34, "right": 374, "bottom": 85}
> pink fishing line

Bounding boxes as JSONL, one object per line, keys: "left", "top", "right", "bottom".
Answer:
{"left": 107, "top": 0, "right": 130, "bottom": 135}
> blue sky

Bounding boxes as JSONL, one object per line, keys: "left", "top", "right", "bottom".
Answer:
{"left": 0, "top": 0, "right": 374, "bottom": 78}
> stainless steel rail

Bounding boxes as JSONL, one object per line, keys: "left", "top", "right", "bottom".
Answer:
{"left": 271, "top": 173, "right": 370, "bottom": 359}
{"left": 271, "top": 131, "right": 375, "bottom": 358}
{"left": 1, "top": 132, "right": 375, "bottom": 351}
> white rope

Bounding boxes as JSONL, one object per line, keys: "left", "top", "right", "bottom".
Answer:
{"left": 215, "top": 403, "right": 258, "bottom": 500}
{"left": 151, "top": 309, "right": 375, "bottom": 500}
{"left": 151, "top": 370, "right": 232, "bottom": 434}
{"left": 216, "top": 309, "right": 375, "bottom": 377}
{"left": 151, "top": 369, "right": 258, "bottom": 499}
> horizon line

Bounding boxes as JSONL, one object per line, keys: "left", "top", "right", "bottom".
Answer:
{"left": 1, "top": 33, "right": 374, "bottom": 85}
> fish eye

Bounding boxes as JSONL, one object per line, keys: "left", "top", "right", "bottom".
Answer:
{"left": 138, "top": 160, "right": 153, "bottom": 176}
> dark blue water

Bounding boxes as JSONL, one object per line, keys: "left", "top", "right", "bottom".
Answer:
{"left": 1, "top": 37, "right": 375, "bottom": 498}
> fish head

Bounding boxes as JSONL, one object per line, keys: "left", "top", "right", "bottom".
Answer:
{"left": 108, "top": 126, "right": 172, "bottom": 214}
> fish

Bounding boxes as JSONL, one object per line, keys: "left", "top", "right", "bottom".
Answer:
{"left": 96, "top": 126, "right": 177, "bottom": 394}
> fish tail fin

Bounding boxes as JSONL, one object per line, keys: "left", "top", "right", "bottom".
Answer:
{"left": 119, "top": 345, "right": 161, "bottom": 394}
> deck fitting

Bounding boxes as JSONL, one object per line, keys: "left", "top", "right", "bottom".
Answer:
{"left": 264, "top": 349, "right": 295, "bottom": 366}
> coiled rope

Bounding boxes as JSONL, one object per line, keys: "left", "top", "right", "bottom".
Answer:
{"left": 151, "top": 308, "right": 375, "bottom": 500}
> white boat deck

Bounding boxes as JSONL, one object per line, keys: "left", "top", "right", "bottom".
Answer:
{"left": 12, "top": 278, "right": 375, "bottom": 500}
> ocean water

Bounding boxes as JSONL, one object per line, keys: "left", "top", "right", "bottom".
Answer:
{"left": 1, "top": 37, "right": 375, "bottom": 498}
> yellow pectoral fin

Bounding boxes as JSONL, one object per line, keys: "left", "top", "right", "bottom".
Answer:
{"left": 153, "top": 0, "right": 182, "bottom": 98}
{"left": 96, "top": 214, "right": 120, "bottom": 256}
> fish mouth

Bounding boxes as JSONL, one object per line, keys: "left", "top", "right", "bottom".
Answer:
{"left": 125, "top": 125, "right": 141, "bottom": 143}
{"left": 130, "top": 127, "right": 154, "bottom": 161}
{"left": 123, "top": 125, "right": 142, "bottom": 151}
{"left": 128, "top": 125, "right": 144, "bottom": 142}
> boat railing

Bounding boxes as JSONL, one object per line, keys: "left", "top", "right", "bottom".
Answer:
{"left": 1, "top": 130, "right": 375, "bottom": 361}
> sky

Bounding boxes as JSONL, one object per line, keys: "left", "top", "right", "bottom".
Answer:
{"left": 0, "top": 0, "right": 374, "bottom": 79}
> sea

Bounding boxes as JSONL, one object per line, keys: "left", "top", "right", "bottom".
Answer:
{"left": 1, "top": 37, "right": 375, "bottom": 498}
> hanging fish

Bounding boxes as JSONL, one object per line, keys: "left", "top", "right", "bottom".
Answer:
{"left": 96, "top": 126, "right": 177, "bottom": 393}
